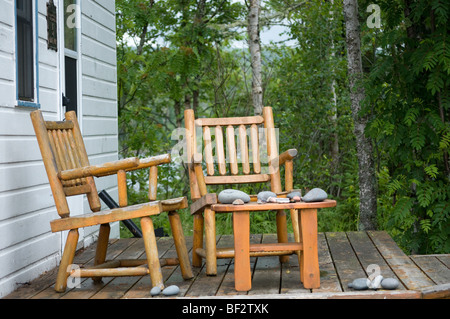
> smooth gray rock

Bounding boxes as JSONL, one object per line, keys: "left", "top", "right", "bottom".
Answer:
{"left": 381, "top": 278, "right": 400, "bottom": 290}
{"left": 218, "top": 189, "right": 250, "bottom": 204}
{"left": 162, "top": 285, "right": 180, "bottom": 296}
{"left": 150, "top": 286, "right": 161, "bottom": 296}
{"left": 302, "top": 188, "right": 327, "bottom": 202}
{"left": 286, "top": 192, "right": 302, "bottom": 199}
{"left": 232, "top": 199, "right": 244, "bottom": 205}
{"left": 348, "top": 278, "right": 369, "bottom": 290}
{"left": 257, "top": 191, "right": 276, "bottom": 203}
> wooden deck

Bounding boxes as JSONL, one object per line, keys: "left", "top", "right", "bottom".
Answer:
{"left": 4, "top": 231, "right": 450, "bottom": 299}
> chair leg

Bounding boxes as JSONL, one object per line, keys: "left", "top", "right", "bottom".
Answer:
{"left": 276, "top": 210, "right": 289, "bottom": 263}
{"left": 192, "top": 213, "right": 204, "bottom": 268}
{"left": 204, "top": 208, "right": 217, "bottom": 276}
{"left": 168, "top": 211, "right": 194, "bottom": 280}
{"left": 92, "top": 223, "right": 110, "bottom": 283}
{"left": 300, "top": 208, "right": 320, "bottom": 289}
{"left": 233, "top": 211, "right": 251, "bottom": 291}
{"left": 141, "top": 216, "right": 164, "bottom": 289}
{"left": 55, "top": 229, "right": 79, "bottom": 292}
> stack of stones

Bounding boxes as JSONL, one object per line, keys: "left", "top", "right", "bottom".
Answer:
{"left": 348, "top": 276, "right": 400, "bottom": 290}
{"left": 217, "top": 187, "right": 329, "bottom": 205}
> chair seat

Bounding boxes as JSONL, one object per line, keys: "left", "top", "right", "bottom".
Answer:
{"left": 211, "top": 199, "right": 337, "bottom": 212}
{"left": 50, "top": 201, "right": 162, "bottom": 232}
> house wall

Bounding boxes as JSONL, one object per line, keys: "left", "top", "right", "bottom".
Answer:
{"left": 0, "top": 0, "right": 118, "bottom": 297}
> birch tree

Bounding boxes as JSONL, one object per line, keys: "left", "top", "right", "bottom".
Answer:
{"left": 343, "top": 0, "right": 377, "bottom": 230}
{"left": 247, "top": 0, "right": 263, "bottom": 115}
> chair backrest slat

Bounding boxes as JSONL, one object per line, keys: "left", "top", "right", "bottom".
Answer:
{"left": 215, "top": 125, "right": 227, "bottom": 175}
{"left": 31, "top": 110, "right": 101, "bottom": 218}
{"left": 45, "top": 121, "right": 74, "bottom": 130}
{"left": 250, "top": 124, "right": 261, "bottom": 174}
{"left": 226, "top": 125, "right": 238, "bottom": 175}
{"left": 203, "top": 126, "right": 214, "bottom": 176}
{"left": 238, "top": 124, "right": 250, "bottom": 175}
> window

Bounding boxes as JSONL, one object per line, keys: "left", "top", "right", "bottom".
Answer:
{"left": 64, "top": 0, "right": 77, "bottom": 51}
{"left": 63, "top": 0, "right": 79, "bottom": 114}
{"left": 16, "top": 0, "right": 39, "bottom": 107}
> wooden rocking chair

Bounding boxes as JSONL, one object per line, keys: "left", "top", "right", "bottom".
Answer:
{"left": 30, "top": 110, "right": 193, "bottom": 292}
{"left": 184, "top": 107, "right": 336, "bottom": 291}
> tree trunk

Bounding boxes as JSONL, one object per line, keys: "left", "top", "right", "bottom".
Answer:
{"left": 329, "top": 0, "right": 340, "bottom": 186}
{"left": 330, "top": 78, "right": 340, "bottom": 172}
{"left": 247, "top": 0, "right": 263, "bottom": 116}
{"left": 343, "top": 0, "right": 377, "bottom": 230}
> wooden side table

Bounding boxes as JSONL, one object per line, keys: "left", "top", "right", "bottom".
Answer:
{"left": 212, "top": 199, "right": 337, "bottom": 291}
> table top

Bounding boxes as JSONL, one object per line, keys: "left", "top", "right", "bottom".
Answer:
{"left": 211, "top": 199, "right": 337, "bottom": 212}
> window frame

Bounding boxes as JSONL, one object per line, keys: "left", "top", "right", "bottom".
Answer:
{"left": 15, "top": 0, "right": 40, "bottom": 109}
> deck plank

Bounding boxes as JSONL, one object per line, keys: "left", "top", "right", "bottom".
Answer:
{"left": 215, "top": 234, "right": 262, "bottom": 296}
{"left": 346, "top": 231, "right": 406, "bottom": 290}
{"left": 55, "top": 239, "right": 123, "bottom": 299}
{"left": 2, "top": 267, "right": 59, "bottom": 299}
{"left": 4, "top": 231, "right": 449, "bottom": 299}
{"left": 31, "top": 238, "right": 136, "bottom": 299}
{"left": 437, "top": 255, "right": 450, "bottom": 268}
{"left": 120, "top": 236, "right": 182, "bottom": 299}
{"left": 279, "top": 234, "right": 309, "bottom": 295}
{"left": 248, "top": 234, "right": 282, "bottom": 295}
{"left": 184, "top": 235, "right": 232, "bottom": 297}
{"left": 154, "top": 236, "right": 196, "bottom": 298}
{"left": 89, "top": 237, "right": 151, "bottom": 299}
{"left": 367, "top": 231, "right": 435, "bottom": 290}
{"left": 325, "top": 232, "right": 366, "bottom": 291}
{"left": 312, "top": 233, "right": 342, "bottom": 293}
{"left": 410, "top": 255, "right": 450, "bottom": 285}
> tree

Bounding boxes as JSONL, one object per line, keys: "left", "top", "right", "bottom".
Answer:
{"left": 247, "top": 0, "right": 263, "bottom": 115}
{"left": 362, "top": 0, "right": 450, "bottom": 253}
{"left": 343, "top": 0, "right": 377, "bottom": 230}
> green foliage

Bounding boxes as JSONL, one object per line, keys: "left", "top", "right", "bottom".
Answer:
{"left": 362, "top": 0, "right": 450, "bottom": 253}
{"left": 264, "top": 0, "right": 359, "bottom": 232}
{"left": 114, "top": 0, "right": 449, "bottom": 254}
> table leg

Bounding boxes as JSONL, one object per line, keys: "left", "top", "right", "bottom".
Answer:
{"left": 233, "top": 210, "right": 251, "bottom": 291}
{"left": 300, "top": 208, "right": 320, "bottom": 289}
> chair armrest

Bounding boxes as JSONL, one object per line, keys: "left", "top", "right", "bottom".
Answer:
{"left": 125, "top": 153, "right": 171, "bottom": 172}
{"left": 190, "top": 193, "right": 218, "bottom": 215}
{"left": 278, "top": 149, "right": 298, "bottom": 166}
{"left": 58, "top": 157, "right": 140, "bottom": 180}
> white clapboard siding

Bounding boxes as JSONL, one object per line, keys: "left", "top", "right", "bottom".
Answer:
{"left": 79, "top": 0, "right": 119, "bottom": 246}
{"left": 0, "top": 0, "right": 118, "bottom": 297}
